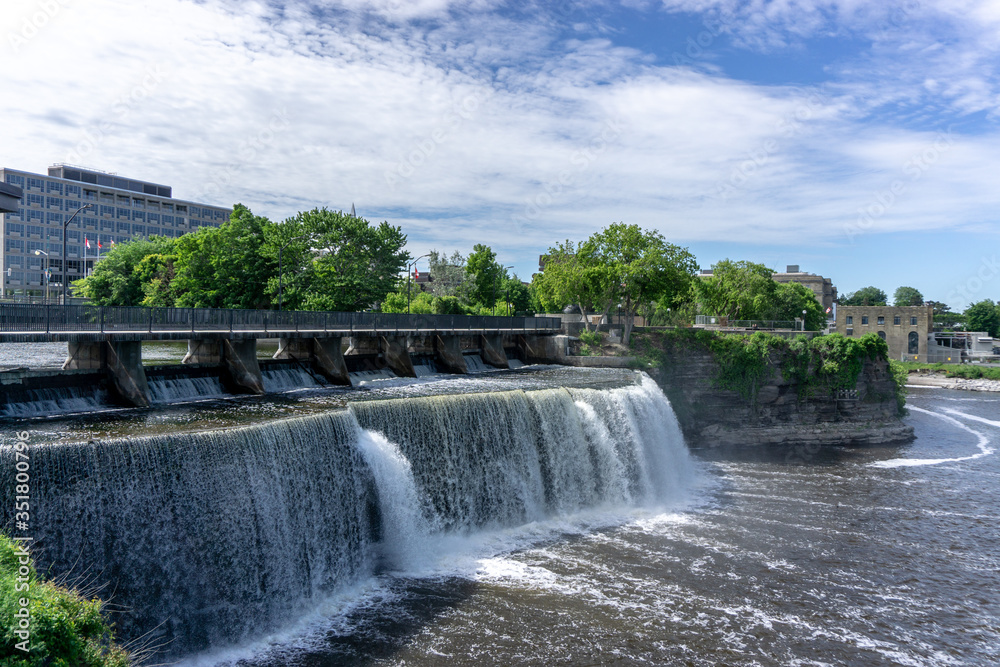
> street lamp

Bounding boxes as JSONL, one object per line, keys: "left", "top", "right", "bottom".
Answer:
{"left": 406, "top": 254, "right": 431, "bottom": 314}
{"left": 494, "top": 265, "right": 513, "bottom": 316}
{"left": 278, "top": 234, "right": 311, "bottom": 311}
{"left": 34, "top": 249, "right": 49, "bottom": 304}
{"left": 62, "top": 203, "right": 93, "bottom": 305}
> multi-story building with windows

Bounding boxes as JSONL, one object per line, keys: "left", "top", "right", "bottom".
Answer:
{"left": 0, "top": 164, "right": 232, "bottom": 298}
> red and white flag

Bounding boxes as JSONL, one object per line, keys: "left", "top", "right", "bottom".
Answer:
{"left": 414, "top": 268, "right": 419, "bottom": 279}
{"left": 97, "top": 238, "right": 103, "bottom": 249}
{"left": 85, "top": 237, "right": 91, "bottom": 249}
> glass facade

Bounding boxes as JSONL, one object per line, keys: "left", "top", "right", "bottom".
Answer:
{"left": 1, "top": 166, "right": 231, "bottom": 297}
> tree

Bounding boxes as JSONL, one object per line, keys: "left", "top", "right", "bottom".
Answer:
{"left": 280, "top": 208, "right": 409, "bottom": 312}
{"left": 840, "top": 286, "right": 887, "bottom": 306}
{"left": 531, "top": 240, "right": 605, "bottom": 329}
{"left": 580, "top": 223, "right": 697, "bottom": 344}
{"left": 965, "top": 299, "right": 1000, "bottom": 337}
{"left": 72, "top": 236, "right": 177, "bottom": 306}
{"left": 427, "top": 250, "right": 471, "bottom": 300}
{"left": 771, "top": 281, "right": 826, "bottom": 331}
{"left": 694, "top": 260, "right": 779, "bottom": 322}
{"left": 466, "top": 244, "right": 505, "bottom": 309}
{"left": 893, "top": 286, "right": 924, "bottom": 307}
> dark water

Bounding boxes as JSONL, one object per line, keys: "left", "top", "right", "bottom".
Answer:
{"left": 168, "top": 386, "right": 999, "bottom": 667}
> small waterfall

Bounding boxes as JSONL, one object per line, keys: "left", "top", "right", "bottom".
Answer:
{"left": 463, "top": 354, "right": 490, "bottom": 372}
{"left": 147, "top": 375, "right": 227, "bottom": 403}
{"left": 1, "top": 385, "right": 109, "bottom": 417}
{"left": 1, "top": 373, "right": 691, "bottom": 661}
{"left": 262, "top": 366, "right": 323, "bottom": 393}
{"left": 350, "top": 369, "right": 398, "bottom": 385}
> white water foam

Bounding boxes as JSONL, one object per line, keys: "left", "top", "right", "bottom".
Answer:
{"left": 870, "top": 406, "right": 996, "bottom": 468}
{"left": 262, "top": 366, "right": 322, "bottom": 393}
{"left": 148, "top": 375, "right": 227, "bottom": 403}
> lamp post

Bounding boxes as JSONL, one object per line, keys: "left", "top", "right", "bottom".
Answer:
{"left": 494, "top": 265, "right": 513, "bottom": 316}
{"left": 278, "top": 234, "right": 310, "bottom": 311}
{"left": 407, "top": 253, "right": 431, "bottom": 314}
{"left": 34, "top": 249, "right": 49, "bottom": 304}
{"left": 62, "top": 203, "right": 92, "bottom": 305}
{"left": 802, "top": 309, "right": 808, "bottom": 331}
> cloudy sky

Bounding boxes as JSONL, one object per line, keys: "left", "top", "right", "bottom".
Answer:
{"left": 3, "top": 0, "right": 999, "bottom": 308}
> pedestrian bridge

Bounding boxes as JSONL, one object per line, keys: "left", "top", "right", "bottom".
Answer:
{"left": 0, "top": 304, "right": 564, "bottom": 407}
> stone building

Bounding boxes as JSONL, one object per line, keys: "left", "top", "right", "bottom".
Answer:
{"left": 835, "top": 305, "right": 933, "bottom": 362}
{"left": 772, "top": 265, "right": 838, "bottom": 312}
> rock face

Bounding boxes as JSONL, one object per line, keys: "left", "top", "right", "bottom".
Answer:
{"left": 647, "top": 340, "right": 914, "bottom": 450}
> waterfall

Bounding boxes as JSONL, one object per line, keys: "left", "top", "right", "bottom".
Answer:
{"left": 0, "top": 374, "right": 691, "bottom": 660}
{"left": 1, "top": 384, "right": 109, "bottom": 417}
{"left": 147, "top": 375, "right": 228, "bottom": 403}
{"left": 261, "top": 366, "right": 323, "bottom": 393}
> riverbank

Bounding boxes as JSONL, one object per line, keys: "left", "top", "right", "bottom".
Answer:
{"left": 906, "top": 371, "right": 1000, "bottom": 393}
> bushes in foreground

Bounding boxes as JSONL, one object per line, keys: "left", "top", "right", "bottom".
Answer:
{"left": 0, "top": 533, "right": 130, "bottom": 667}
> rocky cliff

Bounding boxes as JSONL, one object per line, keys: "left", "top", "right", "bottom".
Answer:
{"left": 641, "top": 332, "right": 914, "bottom": 450}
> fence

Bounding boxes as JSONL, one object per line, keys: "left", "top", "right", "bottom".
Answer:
{"left": 0, "top": 304, "right": 561, "bottom": 335}
{"left": 695, "top": 315, "right": 798, "bottom": 330}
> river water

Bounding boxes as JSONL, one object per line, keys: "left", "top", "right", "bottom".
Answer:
{"left": 2, "top": 362, "right": 998, "bottom": 666}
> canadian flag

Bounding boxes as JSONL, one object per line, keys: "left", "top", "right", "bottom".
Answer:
{"left": 109, "top": 239, "right": 116, "bottom": 247}
{"left": 98, "top": 239, "right": 103, "bottom": 248}
{"left": 85, "top": 237, "right": 91, "bottom": 249}
{"left": 414, "top": 268, "right": 419, "bottom": 279}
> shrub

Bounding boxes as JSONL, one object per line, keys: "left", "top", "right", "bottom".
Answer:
{"left": 0, "top": 534, "right": 130, "bottom": 667}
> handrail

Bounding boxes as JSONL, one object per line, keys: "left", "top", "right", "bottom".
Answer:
{"left": 0, "top": 304, "right": 562, "bottom": 335}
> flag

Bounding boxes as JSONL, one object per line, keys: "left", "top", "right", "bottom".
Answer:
{"left": 109, "top": 239, "right": 116, "bottom": 247}
{"left": 97, "top": 239, "right": 102, "bottom": 248}
{"left": 414, "top": 268, "right": 419, "bottom": 279}
{"left": 825, "top": 307, "right": 832, "bottom": 314}
{"left": 85, "top": 237, "right": 91, "bottom": 249}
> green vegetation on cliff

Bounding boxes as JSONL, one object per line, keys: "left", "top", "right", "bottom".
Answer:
{"left": 632, "top": 329, "right": 906, "bottom": 412}
{"left": 1, "top": 534, "right": 131, "bottom": 667}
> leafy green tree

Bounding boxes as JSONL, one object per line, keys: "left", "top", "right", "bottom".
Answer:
{"left": 427, "top": 250, "right": 471, "bottom": 300}
{"left": 72, "top": 236, "right": 176, "bottom": 306}
{"left": 694, "top": 260, "right": 779, "bottom": 322}
{"left": 893, "top": 286, "right": 924, "bottom": 307}
{"left": 580, "top": 223, "right": 697, "bottom": 344}
{"left": 501, "top": 276, "right": 532, "bottom": 315}
{"left": 136, "top": 253, "right": 178, "bottom": 307}
{"left": 532, "top": 240, "right": 605, "bottom": 328}
{"left": 771, "top": 281, "right": 826, "bottom": 331}
{"left": 965, "top": 299, "right": 1000, "bottom": 337}
{"left": 279, "top": 208, "right": 409, "bottom": 312}
{"left": 840, "top": 286, "right": 888, "bottom": 306}
{"left": 466, "top": 244, "right": 506, "bottom": 309}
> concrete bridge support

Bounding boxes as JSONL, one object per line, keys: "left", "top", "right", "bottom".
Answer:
{"left": 221, "top": 339, "right": 265, "bottom": 395}
{"left": 381, "top": 336, "right": 416, "bottom": 378}
{"left": 520, "top": 334, "right": 569, "bottom": 363}
{"left": 182, "top": 339, "right": 221, "bottom": 365}
{"left": 479, "top": 334, "right": 509, "bottom": 369}
{"left": 434, "top": 335, "right": 468, "bottom": 374}
{"left": 274, "top": 337, "right": 351, "bottom": 385}
{"left": 63, "top": 340, "right": 151, "bottom": 407}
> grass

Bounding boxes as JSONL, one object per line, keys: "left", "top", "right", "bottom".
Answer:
{"left": 1, "top": 534, "right": 131, "bottom": 667}
{"left": 896, "top": 361, "right": 1000, "bottom": 381}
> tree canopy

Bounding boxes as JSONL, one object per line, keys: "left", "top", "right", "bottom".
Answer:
{"left": 893, "top": 286, "right": 924, "bottom": 307}
{"left": 965, "top": 299, "right": 1000, "bottom": 337}
{"left": 840, "top": 286, "right": 888, "bottom": 306}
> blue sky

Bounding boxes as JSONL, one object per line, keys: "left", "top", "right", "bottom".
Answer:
{"left": 3, "top": 0, "right": 999, "bottom": 308}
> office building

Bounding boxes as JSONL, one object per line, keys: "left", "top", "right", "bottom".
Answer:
{"left": 0, "top": 164, "right": 231, "bottom": 298}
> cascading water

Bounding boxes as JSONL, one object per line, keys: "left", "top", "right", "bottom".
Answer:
{"left": 147, "top": 375, "right": 228, "bottom": 403}
{"left": 1, "top": 374, "right": 691, "bottom": 661}
{"left": 1, "top": 384, "right": 109, "bottom": 417}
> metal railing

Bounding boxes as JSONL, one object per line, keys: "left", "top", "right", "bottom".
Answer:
{"left": 0, "top": 303, "right": 562, "bottom": 335}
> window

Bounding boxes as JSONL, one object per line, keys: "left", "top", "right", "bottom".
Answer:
{"left": 46, "top": 196, "right": 63, "bottom": 209}
{"left": 7, "top": 223, "right": 24, "bottom": 236}
{"left": 67, "top": 245, "right": 81, "bottom": 258}
{"left": 47, "top": 212, "right": 64, "bottom": 225}
{"left": 911, "top": 317, "right": 917, "bottom": 326}
{"left": 26, "top": 178, "right": 44, "bottom": 190}
{"left": 894, "top": 316, "right": 901, "bottom": 325}
{"left": 27, "top": 193, "right": 43, "bottom": 207}
{"left": 6, "top": 256, "right": 22, "bottom": 268}
{"left": 161, "top": 215, "right": 173, "bottom": 226}
{"left": 100, "top": 205, "right": 114, "bottom": 218}
{"left": 175, "top": 205, "right": 187, "bottom": 213}
{"left": 27, "top": 241, "right": 44, "bottom": 254}
{"left": 84, "top": 189, "right": 98, "bottom": 201}
{"left": 66, "top": 230, "right": 80, "bottom": 243}
{"left": 117, "top": 222, "right": 131, "bottom": 234}
{"left": 27, "top": 225, "right": 43, "bottom": 238}
{"left": 99, "top": 192, "right": 114, "bottom": 204}
{"left": 132, "top": 224, "right": 146, "bottom": 236}
{"left": 132, "top": 198, "right": 145, "bottom": 209}
{"left": 908, "top": 331, "right": 919, "bottom": 355}
{"left": 147, "top": 201, "right": 160, "bottom": 211}
{"left": 101, "top": 220, "right": 114, "bottom": 232}
{"left": 188, "top": 206, "right": 201, "bottom": 217}
{"left": 147, "top": 227, "right": 160, "bottom": 236}
{"left": 46, "top": 181, "right": 63, "bottom": 194}
{"left": 65, "top": 184, "right": 82, "bottom": 198}
{"left": 47, "top": 243, "right": 61, "bottom": 254}
{"left": 845, "top": 328, "right": 854, "bottom": 336}
{"left": 5, "top": 174, "right": 25, "bottom": 187}
{"left": 877, "top": 316, "right": 885, "bottom": 325}
{"left": 845, "top": 315, "right": 853, "bottom": 325}
{"left": 27, "top": 210, "right": 42, "bottom": 223}
{"left": 877, "top": 331, "right": 886, "bottom": 341}
{"left": 133, "top": 211, "right": 145, "bottom": 222}
{"left": 116, "top": 207, "right": 130, "bottom": 219}
{"left": 861, "top": 316, "right": 869, "bottom": 325}
{"left": 7, "top": 271, "right": 24, "bottom": 282}
{"left": 27, "top": 272, "right": 42, "bottom": 285}
{"left": 162, "top": 203, "right": 173, "bottom": 212}
{"left": 117, "top": 195, "right": 130, "bottom": 206}
{"left": 147, "top": 213, "right": 159, "bottom": 223}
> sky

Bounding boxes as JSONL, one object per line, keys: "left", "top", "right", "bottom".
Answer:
{"left": 2, "top": 0, "right": 999, "bottom": 309}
